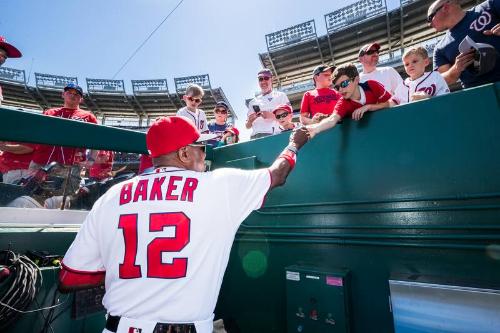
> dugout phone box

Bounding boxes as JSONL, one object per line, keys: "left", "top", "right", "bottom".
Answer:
{"left": 285, "top": 265, "right": 351, "bottom": 333}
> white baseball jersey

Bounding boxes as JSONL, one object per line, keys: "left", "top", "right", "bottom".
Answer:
{"left": 393, "top": 71, "right": 450, "bottom": 105}
{"left": 176, "top": 107, "right": 209, "bottom": 133}
{"left": 62, "top": 167, "right": 271, "bottom": 333}
{"left": 247, "top": 90, "right": 289, "bottom": 136}
{"left": 360, "top": 66, "right": 404, "bottom": 96}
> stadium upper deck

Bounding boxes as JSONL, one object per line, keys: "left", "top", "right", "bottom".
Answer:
{"left": 0, "top": 69, "right": 236, "bottom": 127}
{"left": 258, "top": 0, "right": 478, "bottom": 109}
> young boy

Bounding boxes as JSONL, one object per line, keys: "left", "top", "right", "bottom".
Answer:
{"left": 393, "top": 46, "right": 450, "bottom": 104}
{"left": 300, "top": 65, "right": 341, "bottom": 125}
{"left": 307, "top": 63, "right": 392, "bottom": 137}
{"left": 176, "top": 83, "right": 209, "bottom": 133}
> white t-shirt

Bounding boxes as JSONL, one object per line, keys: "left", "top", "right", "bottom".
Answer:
{"left": 176, "top": 107, "right": 208, "bottom": 133}
{"left": 247, "top": 90, "right": 290, "bottom": 136}
{"left": 360, "top": 67, "right": 403, "bottom": 96}
{"left": 393, "top": 71, "right": 450, "bottom": 105}
{"left": 62, "top": 167, "right": 271, "bottom": 333}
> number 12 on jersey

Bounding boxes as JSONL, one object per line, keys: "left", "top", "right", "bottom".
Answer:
{"left": 118, "top": 212, "right": 191, "bottom": 279}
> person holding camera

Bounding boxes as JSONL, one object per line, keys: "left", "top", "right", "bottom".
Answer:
{"left": 429, "top": 0, "right": 500, "bottom": 88}
{"left": 246, "top": 69, "right": 290, "bottom": 139}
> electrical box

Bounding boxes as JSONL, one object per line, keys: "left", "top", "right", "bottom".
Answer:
{"left": 285, "top": 265, "right": 350, "bottom": 333}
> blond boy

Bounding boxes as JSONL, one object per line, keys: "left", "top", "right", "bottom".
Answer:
{"left": 177, "top": 83, "right": 209, "bottom": 133}
{"left": 393, "top": 47, "right": 450, "bottom": 104}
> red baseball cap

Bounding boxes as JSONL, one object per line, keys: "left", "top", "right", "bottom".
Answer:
{"left": 358, "top": 43, "right": 380, "bottom": 57}
{"left": 0, "top": 36, "right": 22, "bottom": 58}
{"left": 146, "top": 116, "right": 217, "bottom": 158}
{"left": 272, "top": 104, "right": 293, "bottom": 115}
{"left": 224, "top": 127, "right": 240, "bottom": 136}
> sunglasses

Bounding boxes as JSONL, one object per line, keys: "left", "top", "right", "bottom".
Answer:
{"left": 258, "top": 76, "right": 271, "bottom": 82}
{"left": 427, "top": 3, "right": 446, "bottom": 23}
{"left": 275, "top": 112, "right": 289, "bottom": 120}
{"left": 365, "top": 50, "right": 379, "bottom": 56}
{"left": 187, "top": 96, "right": 202, "bottom": 103}
{"left": 215, "top": 109, "right": 228, "bottom": 114}
{"left": 333, "top": 78, "right": 353, "bottom": 91}
{"left": 188, "top": 143, "right": 206, "bottom": 154}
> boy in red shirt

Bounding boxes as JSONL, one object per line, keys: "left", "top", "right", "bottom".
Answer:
{"left": 300, "top": 65, "right": 341, "bottom": 125}
{"left": 307, "top": 63, "right": 392, "bottom": 137}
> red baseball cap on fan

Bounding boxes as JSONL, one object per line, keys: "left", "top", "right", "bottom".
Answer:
{"left": 146, "top": 116, "right": 217, "bottom": 158}
{"left": 0, "top": 36, "right": 22, "bottom": 58}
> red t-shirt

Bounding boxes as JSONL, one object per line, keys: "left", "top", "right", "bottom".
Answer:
{"left": 300, "top": 88, "right": 341, "bottom": 118}
{"left": 32, "top": 107, "right": 98, "bottom": 166}
{"left": 0, "top": 142, "right": 36, "bottom": 173}
{"left": 89, "top": 150, "right": 114, "bottom": 180}
{"left": 334, "top": 80, "right": 391, "bottom": 119}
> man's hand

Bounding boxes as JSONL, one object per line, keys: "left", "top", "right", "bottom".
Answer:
{"left": 289, "top": 127, "right": 310, "bottom": 150}
{"left": 484, "top": 23, "right": 500, "bottom": 36}
{"left": 352, "top": 105, "right": 371, "bottom": 121}
{"left": 246, "top": 112, "right": 258, "bottom": 128}
{"left": 453, "top": 49, "right": 475, "bottom": 73}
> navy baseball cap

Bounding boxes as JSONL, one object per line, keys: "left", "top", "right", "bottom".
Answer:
{"left": 215, "top": 101, "right": 229, "bottom": 110}
{"left": 312, "top": 64, "right": 335, "bottom": 76}
{"left": 64, "top": 83, "right": 83, "bottom": 97}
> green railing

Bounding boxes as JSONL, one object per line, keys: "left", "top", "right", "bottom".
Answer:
{"left": 1, "top": 83, "right": 500, "bottom": 333}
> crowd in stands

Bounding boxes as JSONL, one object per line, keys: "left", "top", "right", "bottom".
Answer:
{"left": 0, "top": 0, "right": 499, "bottom": 194}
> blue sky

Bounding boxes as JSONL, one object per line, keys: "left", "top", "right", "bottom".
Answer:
{"left": 1, "top": 0, "right": 400, "bottom": 139}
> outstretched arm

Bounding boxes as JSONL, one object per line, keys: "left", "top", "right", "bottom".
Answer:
{"left": 306, "top": 113, "right": 342, "bottom": 139}
{"left": 268, "top": 127, "right": 310, "bottom": 190}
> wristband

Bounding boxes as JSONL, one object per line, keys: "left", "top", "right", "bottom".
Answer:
{"left": 278, "top": 149, "right": 297, "bottom": 170}
{"left": 285, "top": 145, "right": 298, "bottom": 155}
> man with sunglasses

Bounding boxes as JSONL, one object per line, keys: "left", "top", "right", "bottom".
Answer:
{"left": 306, "top": 63, "right": 392, "bottom": 138}
{"left": 59, "top": 116, "right": 310, "bottom": 333}
{"left": 246, "top": 69, "right": 290, "bottom": 139}
{"left": 358, "top": 43, "right": 404, "bottom": 97}
{"left": 430, "top": 0, "right": 500, "bottom": 88}
{"left": 207, "top": 101, "right": 231, "bottom": 146}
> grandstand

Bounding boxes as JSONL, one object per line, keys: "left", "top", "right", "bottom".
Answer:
{"left": 0, "top": 69, "right": 236, "bottom": 128}
{"left": 259, "top": 0, "right": 478, "bottom": 109}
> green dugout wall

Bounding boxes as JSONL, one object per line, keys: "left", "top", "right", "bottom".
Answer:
{"left": 0, "top": 83, "right": 499, "bottom": 332}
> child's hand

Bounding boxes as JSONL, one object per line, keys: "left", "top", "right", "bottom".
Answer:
{"left": 411, "top": 92, "right": 431, "bottom": 101}
{"left": 305, "top": 125, "right": 318, "bottom": 139}
{"left": 352, "top": 105, "right": 371, "bottom": 121}
{"left": 312, "top": 113, "right": 329, "bottom": 123}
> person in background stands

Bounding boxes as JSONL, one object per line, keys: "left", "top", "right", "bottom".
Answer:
{"left": 217, "top": 127, "right": 240, "bottom": 147}
{"left": 358, "top": 42, "right": 404, "bottom": 97}
{"left": 300, "top": 65, "right": 341, "bottom": 125}
{"left": 246, "top": 69, "right": 290, "bottom": 139}
{"left": 177, "top": 84, "right": 209, "bottom": 133}
{"left": 207, "top": 101, "right": 231, "bottom": 146}
{"left": 274, "top": 104, "right": 299, "bottom": 132}
{"left": 29, "top": 83, "right": 97, "bottom": 192}
{"left": 429, "top": 0, "right": 500, "bottom": 88}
